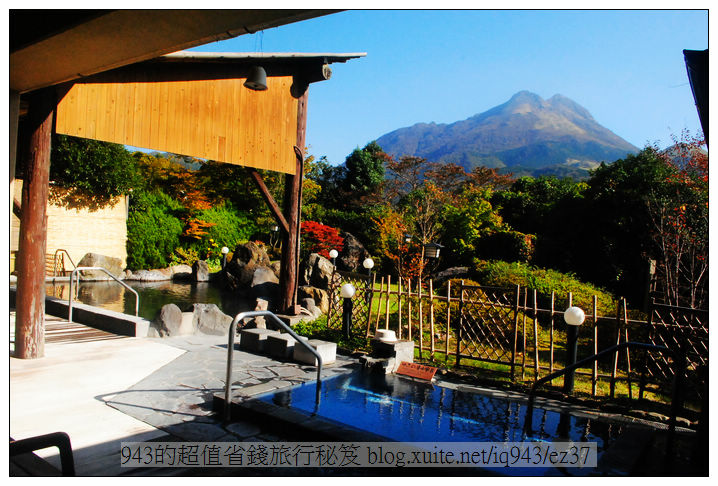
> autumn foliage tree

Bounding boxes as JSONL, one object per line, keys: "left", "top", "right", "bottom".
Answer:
{"left": 646, "top": 132, "right": 708, "bottom": 308}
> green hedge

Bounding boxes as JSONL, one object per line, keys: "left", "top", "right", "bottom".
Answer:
{"left": 126, "top": 190, "right": 183, "bottom": 270}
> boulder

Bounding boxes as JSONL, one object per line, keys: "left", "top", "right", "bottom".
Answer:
{"left": 124, "top": 269, "right": 171, "bottom": 281}
{"left": 190, "top": 303, "right": 233, "bottom": 336}
{"left": 169, "top": 264, "right": 193, "bottom": 281}
{"left": 250, "top": 266, "right": 279, "bottom": 299}
{"left": 432, "top": 267, "right": 470, "bottom": 287}
{"left": 270, "top": 261, "right": 281, "bottom": 279}
{"left": 338, "top": 233, "right": 370, "bottom": 272}
{"left": 300, "top": 253, "right": 338, "bottom": 290}
{"left": 192, "top": 260, "right": 210, "bottom": 282}
{"left": 298, "top": 286, "right": 330, "bottom": 314}
{"left": 225, "top": 242, "right": 271, "bottom": 290}
{"left": 148, "top": 303, "right": 185, "bottom": 337}
{"left": 77, "top": 253, "right": 124, "bottom": 280}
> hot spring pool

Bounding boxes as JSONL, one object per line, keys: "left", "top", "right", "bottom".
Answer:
{"left": 255, "top": 369, "right": 667, "bottom": 475}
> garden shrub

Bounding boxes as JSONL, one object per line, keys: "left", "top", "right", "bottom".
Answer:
{"left": 473, "top": 260, "right": 617, "bottom": 315}
{"left": 126, "top": 190, "right": 183, "bottom": 270}
{"left": 478, "top": 230, "right": 535, "bottom": 263}
{"left": 183, "top": 204, "right": 258, "bottom": 260}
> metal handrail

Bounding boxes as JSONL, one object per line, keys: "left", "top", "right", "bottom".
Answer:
{"left": 224, "top": 310, "right": 323, "bottom": 422}
{"left": 68, "top": 267, "right": 139, "bottom": 322}
{"left": 53, "top": 249, "right": 76, "bottom": 277}
{"left": 10, "top": 432, "right": 76, "bottom": 476}
{"left": 523, "top": 341, "right": 687, "bottom": 455}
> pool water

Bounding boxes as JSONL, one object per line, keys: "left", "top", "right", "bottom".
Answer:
{"left": 255, "top": 369, "right": 652, "bottom": 475}
{"left": 45, "top": 280, "right": 251, "bottom": 320}
{"left": 262, "top": 371, "right": 615, "bottom": 445}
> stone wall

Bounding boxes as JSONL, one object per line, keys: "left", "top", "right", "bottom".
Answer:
{"left": 10, "top": 179, "right": 129, "bottom": 271}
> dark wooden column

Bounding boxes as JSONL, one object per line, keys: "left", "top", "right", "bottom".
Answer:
{"left": 278, "top": 90, "right": 308, "bottom": 314}
{"left": 15, "top": 88, "right": 55, "bottom": 359}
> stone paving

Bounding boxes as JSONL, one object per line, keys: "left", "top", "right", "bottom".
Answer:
{"left": 104, "top": 333, "right": 357, "bottom": 443}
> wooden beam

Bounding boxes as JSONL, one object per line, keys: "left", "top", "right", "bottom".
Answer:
{"left": 15, "top": 88, "right": 55, "bottom": 359}
{"left": 246, "top": 169, "right": 290, "bottom": 234}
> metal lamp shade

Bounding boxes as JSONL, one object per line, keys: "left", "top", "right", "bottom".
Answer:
{"left": 244, "top": 66, "right": 268, "bottom": 91}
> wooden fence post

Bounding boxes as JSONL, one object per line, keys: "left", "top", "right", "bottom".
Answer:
{"left": 610, "top": 298, "right": 622, "bottom": 398}
{"left": 533, "top": 289, "right": 540, "bottom": 381}
{"left": 407, "top": 279, "right": 413, "bottom": 341}
{"left": 384, "top": 275, "right": 392, "bottom": 330}
{"left": 592, "top": 295, "right": 598, "bottom": 396}
{"left": 397, "top": 277, "right": 403, "bottom": 340}
{"left": 418, "top": 280, "right": 424, "bottom": 358}
{"left": 456, "top": 280, "right": 465, "bottom": 367}
{"left": 365, "top": 273, "right": 376, "bottom": 338}
{"left": 429, "top": 279, "right": 436, "bottom": 357}
{"left": 445, "top": 280, "right": 452, "bottom": 362}
{"left": 374, "top": 276, "right": 385, "bottom": 333}
{"left": 521, "top": 288, "right": 527, "bottom": 380}
{"left": 511, "top": 284, "right": 520, "bottom": 381}
{"left": 549, "top": 291, "right": 556, "bottom": 385}
{"left": 623, "top": 299, "right": 633, "bottom": 399}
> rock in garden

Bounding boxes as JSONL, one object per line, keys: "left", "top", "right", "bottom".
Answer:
{"left": 77, "top": 253, "right": 124, "bottom": 280}
{"left": 338, "top": 233, "right": 370, "bottom": 272}
{"left": 190, "top": 303, "right": 233, "bottom": 336}
{"left": 225, "top": 242, "right": 271, "bottom": 289}
{"left": 250, "top": 266, "right": 280, "bottom": 299}
{"left": 169, "top": 264, "right": 193, "bottom": 281}
{"left": 300, "top": 253, "right": 338, "bottom": 289}
{"left": 298, "top": 286, "right": 330, "bottom": 314}
{"left": 432, "top": 267, "right": 470, "bottom": 287}
{"left": 124, "top": 269, "right": 171, "bottom": 281}
{"left": 148, "top": 303, "right": 185, "bottom": 337}
{"left": 192, "top": 260, "right": 210, "bottom": 282}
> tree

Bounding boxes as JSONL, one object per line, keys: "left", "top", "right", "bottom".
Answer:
{"left": 341, "top": 140, "right": 388, "bottom": 205}
{"left": 646, "top": 133, "right": 708, "bottom": 308}
{"left": 49, "top": 135, "right": 140, "bottom": 210}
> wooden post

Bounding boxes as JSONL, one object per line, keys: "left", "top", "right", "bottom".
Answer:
{"left": 365, "top": 273, "right": 376, "bottom": 337}
{"left": 418, "top": 280, "right": 424, "bottom": 358}
{"left": 511, "top": 284, "right": 520, "bottom": 381}
{"left": 548, "top": 291, "right": 556, "bottom": 378}
{"left": 15, "top": 88, "right": 55, "bottom": 359}
{"left": 592, "top": 295, "right": 598, "bottom": 396}
{"left": 533, "top": 289, "right": 539, "bottom": 381}
{"left": 278, "top": 90, "right": 308, "bottom": 314}
{"left": 384, "top": 275, "right": 391, "bottom": 330}
{"left": 429, "top": 279, "right": 435, "bottom": 357}
{"left": 623, "top": 299, "right": 633, "bottom": 399}
{"left": 445, "top": 280, "right": 452, "bottom": 362}
{"left": 407, "top": 279, "right": 413, "bottom": 341}
{"left": 456, "top": 280, "right": 465, "bottom": 367}
{"left": 521, "top": 288, "right": 527, "bottom": 380}
{"left": 375, "top": 276, "right": 385, "bottom": 333}
{"left": 397, "top": 277, "right": 403, "bottom": 339}
{"left": 610, "top": 299, "right": 622, "bottom": 398}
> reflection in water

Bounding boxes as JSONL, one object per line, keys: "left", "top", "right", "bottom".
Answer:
{"left": 45, "top": 280, "right": 252, "bottom": 320}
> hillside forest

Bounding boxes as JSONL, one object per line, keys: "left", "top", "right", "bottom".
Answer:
{"left": 45, "top": 132, "right": 708, "bottom": 312}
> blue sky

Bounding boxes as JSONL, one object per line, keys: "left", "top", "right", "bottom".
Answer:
{"left": 190, "top": 9, "right": 707, "bottom": 166}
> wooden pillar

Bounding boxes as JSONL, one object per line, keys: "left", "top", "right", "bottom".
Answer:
{"left": 278, "top": 90, "right": 308, "bottom": 313}
{"left": 15, "top": 88, "right": 55, "bottom": 359}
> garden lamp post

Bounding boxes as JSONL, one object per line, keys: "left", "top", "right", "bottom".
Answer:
{"left": 221, "top": 246, "right": 229, "bottom": 270}
{"left": 270, "top": 224, "right": 279, "bottom": 249}
{"left": 340, "top": 283, "right": 356, "bottom": 340}
{"left": 329, "top": 249, "right": 339, "bottom": 267}
{"left": 423, "top": 242, "right": 444, "bottom": 280}
{"left": 362, "top": 257, "right": 375, "bottom": 311}
{"left": 563, "top": 306, "right": 585, "bottom": 394}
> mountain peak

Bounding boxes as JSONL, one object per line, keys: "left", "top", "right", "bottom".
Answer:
{"left": 375, "top": 91, "right": 638, "bottom": 179}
